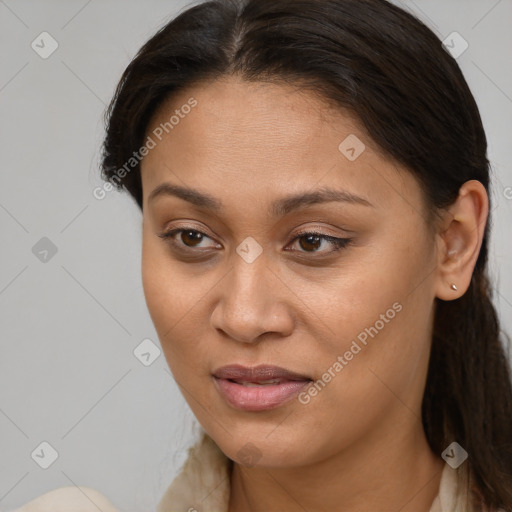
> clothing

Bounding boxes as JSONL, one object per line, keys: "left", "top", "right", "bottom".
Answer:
{"left": 8, "top": 486, "right": 119, "bottom": 512}
{"left": 10, "top": 429, "right": 504, "bottom": 511}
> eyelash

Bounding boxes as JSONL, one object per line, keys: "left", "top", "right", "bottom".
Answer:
{"left": 157, "top": 227, "right": 352, "bottom": 256}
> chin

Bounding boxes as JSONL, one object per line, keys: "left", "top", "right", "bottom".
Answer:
{"left": 207, "top": 423, "right": 316, "bottom": 468}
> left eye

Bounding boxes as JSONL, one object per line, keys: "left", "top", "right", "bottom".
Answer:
{"left": 158, "top": 228, "right": 352, "bottom": 254}
{"left": 289, "top": 231, "right": 352, "bottom": 253}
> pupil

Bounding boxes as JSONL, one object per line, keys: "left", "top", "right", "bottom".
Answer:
{"left": 300, "top": 235, "right": 321, "bottom": 252}
{"left": 183, "top": 230, "right": 202, "bottom": 246}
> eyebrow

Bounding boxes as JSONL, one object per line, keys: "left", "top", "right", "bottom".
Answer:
{"left": 148, "top": 182, "right": 374, "bottom": 216}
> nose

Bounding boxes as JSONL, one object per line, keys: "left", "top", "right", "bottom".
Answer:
{"left": 210, "top": 253, "right": 294, "bottom": 344}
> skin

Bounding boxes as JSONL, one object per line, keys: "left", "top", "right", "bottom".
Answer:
{"left": 140, "top": 75, "right": 489, "bottom": 512}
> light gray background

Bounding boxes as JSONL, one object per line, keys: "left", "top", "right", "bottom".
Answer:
{"left": 0, "top": 0, "right": 511, "bottom": 510}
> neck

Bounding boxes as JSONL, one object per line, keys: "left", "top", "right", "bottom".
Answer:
{"left": 228, "top": 416, "right": 445, "bottom": 512}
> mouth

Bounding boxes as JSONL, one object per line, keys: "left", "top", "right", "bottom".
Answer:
{"left": 225, "top": 378, "right": 295, "bottom": 386}
{"left": 212, "top": 364, "right": 313, "bottom": 411}
{"left": 212, "top": 364, "right": 312, "bottom": 382}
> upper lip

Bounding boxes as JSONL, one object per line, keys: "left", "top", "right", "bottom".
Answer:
{"left": 212, "top": 364, "right": 312, "bottom": 383}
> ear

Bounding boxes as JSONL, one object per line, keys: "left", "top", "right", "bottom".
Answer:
{"left": 434, "top": 180, "right": 489, "bottom": 301}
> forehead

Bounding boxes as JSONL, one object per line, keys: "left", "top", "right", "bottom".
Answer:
{"left": 146, "top": 76, "right": 368, "bottom": 156}
{"left": 140, "top": 76, "right": 424, "bottom": 218}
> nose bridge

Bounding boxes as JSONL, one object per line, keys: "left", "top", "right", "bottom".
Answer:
{"left": 211, "top": 244, "right": 291, "bottom": 343}
{"left": 227, "top": 249, "right": 271, "bottom": 321}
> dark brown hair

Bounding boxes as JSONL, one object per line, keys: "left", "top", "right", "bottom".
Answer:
{"left": 100, "top": 0, "right": 512, "bottom": 509}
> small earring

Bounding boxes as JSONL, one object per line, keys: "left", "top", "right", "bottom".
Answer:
{"left": 450, "top": 283, "right": 458, "bottom": 291}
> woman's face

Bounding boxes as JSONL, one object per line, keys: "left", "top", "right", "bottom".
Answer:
{"left": 140, "top": 76, "right": 440, "bottom": 468}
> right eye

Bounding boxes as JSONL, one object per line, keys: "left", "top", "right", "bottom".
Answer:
{"left": 157, "top": 227, "right": 219, "bottom": 251}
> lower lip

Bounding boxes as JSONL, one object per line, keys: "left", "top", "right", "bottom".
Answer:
{"left": 213, "top": 377, "right": 311, "bottom": 411}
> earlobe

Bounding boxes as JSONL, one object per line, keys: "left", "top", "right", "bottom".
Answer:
{"left": 433, "top": 180, "right": 489, "bottom": 301}
{"left": 435, "top": 232, "right": 466, "bottom": 300}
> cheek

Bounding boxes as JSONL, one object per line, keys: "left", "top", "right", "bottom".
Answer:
{"left": 141, "top": 239, "right": 168, "bottom": 328}
{"left": 141, "top": 237, "right": 187, "bottom": 348}
{"left": 307, "top": 236, "right": 433, "bottom": 404}
{"left": 141, "top": 236, "right": 213, "bottom": 373}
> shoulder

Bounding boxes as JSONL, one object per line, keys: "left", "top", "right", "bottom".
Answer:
{"left": 10, "top": 486, "right": 119, "bottom": 512}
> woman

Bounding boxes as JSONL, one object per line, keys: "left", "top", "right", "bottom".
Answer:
{"left": 14, "top": 0, "right": 512, "bottom": 510}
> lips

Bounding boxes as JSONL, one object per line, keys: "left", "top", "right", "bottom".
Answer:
{"left": 212, "top": 364, "right": 312, "bottom": 384}
{"left": 212, "top": 364, "right": 313, "bottom": 411}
